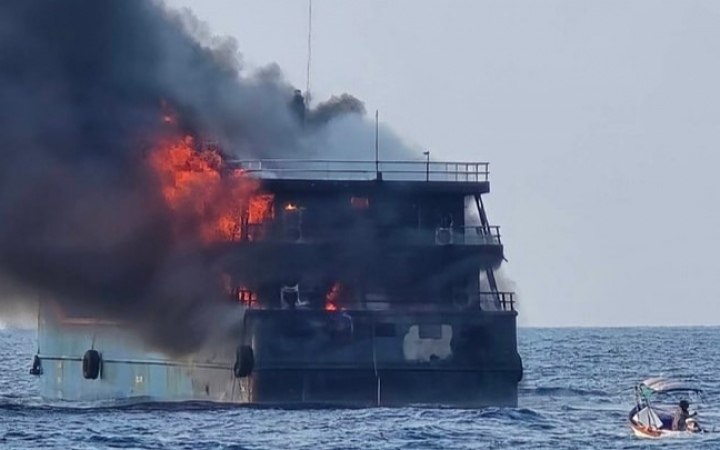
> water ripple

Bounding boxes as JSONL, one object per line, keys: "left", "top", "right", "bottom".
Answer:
{"left": 3, "top": 328, "right": 720, "bottom": 449}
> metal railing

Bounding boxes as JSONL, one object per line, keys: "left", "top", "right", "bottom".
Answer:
{"left": 241, "top": 224, "right": 502, "bottom": 246}
{"left": 475, "top": 292, "right": 516, "bottom": 312}
{"left": 228, "top": 159, "right": 489, "bottom": 183}
{"left": 435, "top": 226, "right": 502, "bottom": 246}
{"left": 236, "top": 289, "right": 516, "bottom": 312}
{"left": 366, "top": 291, "right": 516, "bottom": 312}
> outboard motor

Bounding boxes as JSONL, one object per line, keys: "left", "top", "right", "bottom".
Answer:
{"left": 686, "top": 418, "right": 702, "bottom": 433}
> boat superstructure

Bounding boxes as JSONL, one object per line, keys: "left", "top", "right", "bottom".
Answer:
{"left": 34, "top": 158, "right": 523, "bottom": 407}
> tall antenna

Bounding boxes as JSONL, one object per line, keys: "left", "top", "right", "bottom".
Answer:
{"left": 305, "top": 0, "right": 313, "bottom": 108}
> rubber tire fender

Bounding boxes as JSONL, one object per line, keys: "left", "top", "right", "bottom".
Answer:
{"left": 82, "top": 349, "right": 102, "bottom": 380}
{"left": 233, "top": 345, "right": 254, "bottom": 378}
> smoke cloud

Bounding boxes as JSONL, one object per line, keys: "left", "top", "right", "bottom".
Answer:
{"left": 0, "top": 275, "right": 37, "bottom": 329}
{"left": 0, "top": 0, "right": 415, "bottom": 354}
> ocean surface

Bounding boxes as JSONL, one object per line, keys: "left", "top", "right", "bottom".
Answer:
{"left": 2, "top": 327, "right": 719, "bottom": 449}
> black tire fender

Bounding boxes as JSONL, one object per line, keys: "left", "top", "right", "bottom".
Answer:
{"left": 233, "top": 345, "right": 254, "bottom": 378}
{"left": 82, "top": 349, "right": 102, "bottom": 380}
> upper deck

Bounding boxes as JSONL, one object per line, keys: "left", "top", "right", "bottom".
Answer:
{"left": 229, "top": 159, "right": 491, "bottom": 194}
{"left": 220, "top": 157, "right": 500, "bottom": 255}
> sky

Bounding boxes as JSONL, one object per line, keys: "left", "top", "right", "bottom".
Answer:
{"left": 164, "top": 0, "right": 720, "bottom": 328}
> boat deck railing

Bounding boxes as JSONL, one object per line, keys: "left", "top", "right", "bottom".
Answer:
{"left": 229, "top": 159, "right": 490, "bottom": 183}
{"left": 236, "top": 290, "right": 516, "bottom": 312}
{"left": 476, "top": 292, "right": 516, "bottom": 312}
{"left": 449, "top": 226, "right": 502, "bottom": 246}
{"left": 242, "top": 224, "right": 502, "bottom": 246}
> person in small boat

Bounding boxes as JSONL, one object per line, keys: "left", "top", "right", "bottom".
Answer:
{"left": 672, "top": 399, "right": 696, "bottom": 431}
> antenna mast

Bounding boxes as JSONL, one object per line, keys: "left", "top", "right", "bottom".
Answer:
{"left": 305, "top": 0, "right": 313, "bottom": 108}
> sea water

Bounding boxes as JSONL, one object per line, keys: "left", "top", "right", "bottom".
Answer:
{"left": 2, "top": 327, "right": 719, "bottom": 449}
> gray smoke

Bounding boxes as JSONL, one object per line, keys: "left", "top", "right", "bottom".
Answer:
{"left": 0, "top": 0, "right": 415, "bottom": 354}
{"left": 308, "top": 94, "right": 366, "bottom": 126}
{"left": 0, "top": 275, "right": 37, "bottom": 329}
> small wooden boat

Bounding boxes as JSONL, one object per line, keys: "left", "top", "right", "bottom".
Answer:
{"left": 629, "top": 378, "right": 704, "bottom": 438}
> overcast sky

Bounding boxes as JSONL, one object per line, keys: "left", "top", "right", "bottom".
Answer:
{"left": 167, "top": 0, "right": 720, "bottom": 327}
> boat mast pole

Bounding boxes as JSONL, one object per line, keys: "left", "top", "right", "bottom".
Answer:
{"left": 305, "top": 0, "right": 313, "bottom": 109}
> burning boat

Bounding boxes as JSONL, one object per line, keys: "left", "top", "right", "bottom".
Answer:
{"left": 32, "top": 149, "right": 522, "bottom": 407}
{"left": 3, "top": 0, "right": 520, "bottom": 408}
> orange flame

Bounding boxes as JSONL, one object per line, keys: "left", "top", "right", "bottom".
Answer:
{"left": 148, "top": 134, "right": 272, "bottom": 243}
{"left": 237, "top": 286, "right": 257, "bottom": 306}
{"left": 222, "top": 274, "right": 258, "bottom": 306}
{"left": 325, "top": 282, "right": 342, "bottom": 311}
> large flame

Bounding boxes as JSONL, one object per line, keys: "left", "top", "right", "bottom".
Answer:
{"left": 148, "top": 134, "right": 272, "bottom": 243}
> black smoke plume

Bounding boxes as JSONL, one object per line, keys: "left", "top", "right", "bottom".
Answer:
{"left": 0, "top": 0, "right": 411, "bottom": 354}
